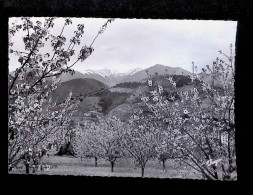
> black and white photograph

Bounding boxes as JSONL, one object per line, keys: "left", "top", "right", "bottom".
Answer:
{"left": 8, "top": 17, "right": 237, "bottom": 180}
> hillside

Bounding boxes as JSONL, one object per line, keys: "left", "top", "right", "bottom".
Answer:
{"left": 50, "top": 78, "right": 108, "bottom": 103}
{"left": 106, "top": 74, "right": 195, "bottom": 121}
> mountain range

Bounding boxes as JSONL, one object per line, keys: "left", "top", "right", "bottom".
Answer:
{"left": 58, "top": 64, "right": 192, "bottom": 86}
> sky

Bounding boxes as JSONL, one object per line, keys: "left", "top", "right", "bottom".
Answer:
{"left": 9, "top": 17, "right": 237, "bottom": 73}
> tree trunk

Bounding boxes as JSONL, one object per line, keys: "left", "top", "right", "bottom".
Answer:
{"left": 227, "top": 132, "right": 232, "bottom": 165}
{"left": 212, "top": 165, "right": 218, "bottom": 179}
{"left": 222, "top": 164, "right": 231, "bottom": 180}
{"left": 202, "top": 170, "right": 213, "bottom": 180}
{"left": 111, "top": 161, "right": 114, "bottom": 172}
{"left": 32, "top": 166, "right": 36, "bottom": 173}
{"left": 25, "top": 163, "right": 29, "bottom": 174}
{"left": 95, "top": 157, "right": 98, "bottom": 167}
{"left": 162, "top": 159, "right": 166, "bottom": 171}
{"left": 141, "top": 167, "right": 145, "bottom": 178}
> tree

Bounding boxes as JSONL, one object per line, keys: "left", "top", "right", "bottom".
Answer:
{"left": 56, "top": 119, "right": 77, "bottom": 156}
{"left": 8, "top": 17, "right": 114, "bottom": 172}
{"left": 72, "top": 121, "right": 102, "bottom": 167}
{"left": 156, "top": 134, "right": 175, "bottom": 171}
{"left": 141, "top": 46, "right": 236, "bottom": 180}
{"left": 74, "top": 117, "right": 124, "bottom": 172}
{"left": 119, "top": 109, "right": 158, "bottom": 177}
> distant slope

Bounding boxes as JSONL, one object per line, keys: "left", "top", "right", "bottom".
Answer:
{"left": 80, "top": 68, "right": 143, "bottom": 86}
{"left": 80, "top": 72, "right": 125, "bottom": 87}
{"left": 120, "top": 64, "right": 192, "bottom": 83}
{"left": 50, "top": 78, "right": 108, "bottom": 103}
{"left": 58, "top": 71, "right": 87, "bottom": 82}
{"left": 58, "top": 69, "right": 140, "bottom": 86}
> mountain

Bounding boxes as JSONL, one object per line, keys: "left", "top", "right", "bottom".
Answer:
{"left": 58, "top": 68, "right": 143, "bottom": 86}
{"left": 83, "top": 68, "right": 125, "bottom": 77}
{"left": 57, "top": 65, "right": 191, "bottom": 86}
{"left": 58, "top": 71, "right": 87, "bottom": 83}
{"left": 80, "top": 69, "right": 126, "bottom": 86}
{"left": 120, "top": 64, "right": 192, "bottom": 83}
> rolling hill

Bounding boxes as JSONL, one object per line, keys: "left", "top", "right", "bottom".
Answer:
{"left": 50, "top": 78, "right": 108, "bottom": 103}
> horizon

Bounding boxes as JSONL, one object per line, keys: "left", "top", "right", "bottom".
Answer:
{"left": 75, "top": 63, "right": 190, "bottom": 74}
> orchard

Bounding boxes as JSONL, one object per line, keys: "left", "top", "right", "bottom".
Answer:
{"left": 8, "top": 17, "right": 236, "bottom": 180}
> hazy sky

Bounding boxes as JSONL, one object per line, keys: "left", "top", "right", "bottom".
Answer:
{"left": 9, "top": 18, "right": 237, "bottom": 73}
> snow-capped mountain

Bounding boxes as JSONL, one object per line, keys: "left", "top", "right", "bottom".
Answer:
{"left": 82, "top": 69, "right": 124, "bottom": 78}
{"left": 120, "top": 64, "right": 192, "bottom": 83}
{"left": 125, "top": 68, "right": 143, "bottom": 76}
{"left": 82, "top": 68, "right": 142, "bottom": 77}
{"left": 74, "top": 68, "right": 143, "bottom": 86}
{"left": 58, "top": 65, "right": 191, "bottom": 86}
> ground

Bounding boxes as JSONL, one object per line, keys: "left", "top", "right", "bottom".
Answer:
{"left": 10, "top": 155, "right": 202, "bottom": 179}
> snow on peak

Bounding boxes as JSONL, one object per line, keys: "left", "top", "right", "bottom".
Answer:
{"left": 82, "top": 69, "right": 95, "bottom": 74}
{"left": 125, "top": 68, "right": 143, "bottom": 76}
{"left": 82, "top": 68, "right": 123, "bottom": 77}
{"left": 81, "top": 67, "right": 143, "bottom": 77}
{"left": 95, "top": 69, "right": 123, "bottom": 77}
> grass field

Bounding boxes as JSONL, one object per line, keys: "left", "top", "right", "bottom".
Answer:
{"left": 10, "top": 155, "right": 202, "bottom": 179}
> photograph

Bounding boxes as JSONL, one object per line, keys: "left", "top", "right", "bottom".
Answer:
{"left": 8, "top": 17, "right": 237, "bottom": 180}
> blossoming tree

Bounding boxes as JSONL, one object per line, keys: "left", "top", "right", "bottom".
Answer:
{"left": 118, "top": 109, "right": 159, "bottom": 177}
{"left": 73, "top": 116, "right": 124, "bottom": 172}
{"left": 141, "top": 46, "right": 236, "bottom": 180}
{"left": 8, "top": 17, "right": 114, "bottom": 173}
